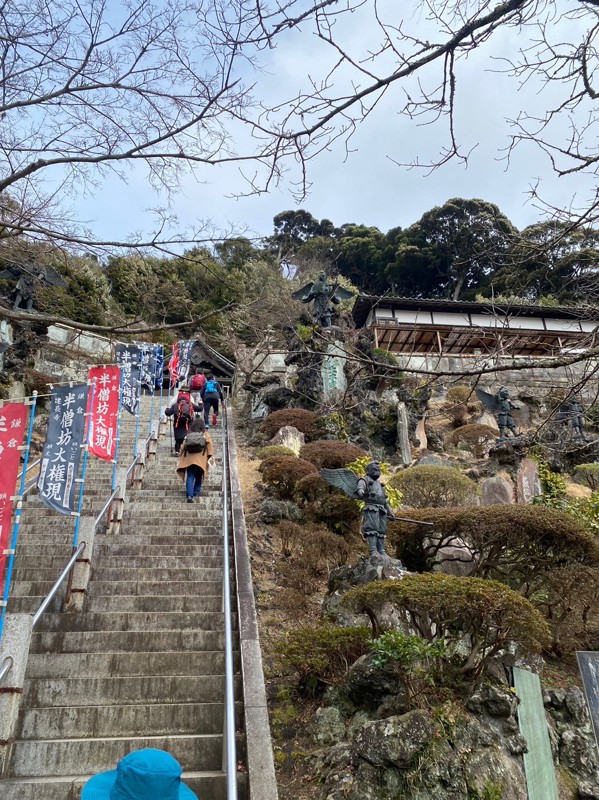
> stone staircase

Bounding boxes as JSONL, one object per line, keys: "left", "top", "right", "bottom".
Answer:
{"left": 1, "top": 399, "right": 243, "bottom": 799}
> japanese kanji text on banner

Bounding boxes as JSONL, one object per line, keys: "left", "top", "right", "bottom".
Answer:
{"left": 115, "top": 344, "right": 141, "bottom": 416}
{"left": 88, "top": 366, "right": 120, "bottom": 462}
{"left": 38, "top": 384, "right": 90, "bottom": 515}
{"left": 0, "top": 403, "right": 28, "bottom": 593}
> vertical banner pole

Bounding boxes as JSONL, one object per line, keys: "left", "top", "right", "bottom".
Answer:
{"left": 148, "top": 346, "right": 158, "bottom": 438}
{"left": 73, "top": 381, "right": 95, "bottom": 550}
{"left": 133, "top": 362, "right": 143, "bottom": 459}
{"left": 159, "top": 345, "right": 165, "bottom": 420}
{"left": 111, "top": 368, "right": 124, "bottom": 492}
{"left": 0, "top": 392, "right": 38, "bottom": 641}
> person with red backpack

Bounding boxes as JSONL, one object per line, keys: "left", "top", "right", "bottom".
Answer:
{"left": 189, "top": 370, "right": 206, "bottom": 406}
{"left": 164, "top": 384, "right": 203, "bottom": 454}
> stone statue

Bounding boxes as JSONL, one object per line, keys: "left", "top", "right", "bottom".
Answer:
{"left": 0, "top": 259, "right": 67, "bottom": 311}
{"left": 320, "top": 461, "right": 433, "bottom": 556}
{"left": 557, "top": 397, "right": 591, "bottom": 443}
{"left": 476, "top": 386, "right": 519, "bottom": 440}
{"left": 292, "top": 271, "right": 354, "bottom": 328}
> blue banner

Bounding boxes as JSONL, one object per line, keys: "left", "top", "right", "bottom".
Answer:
{"left": 115, "top": 344, "right": 142, "bottom": 415}
{"left": 38, "top": 384, "right": 89, "bottom": 515}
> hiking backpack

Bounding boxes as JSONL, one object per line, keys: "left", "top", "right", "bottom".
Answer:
{"left": 204, "top": 379, "right": 219, "bottom": 394}
{"left": 190, "top": 373, "right": 206, "bottom": 391}
{"left": 185, "top": 431, "right": 207, "bottom": 453}
{"left": 175, "top": 393, "right": 194, "bottom": 428}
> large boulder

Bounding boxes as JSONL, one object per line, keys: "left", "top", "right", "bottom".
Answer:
{"left": 480, "top": 474, "right": 515, "bottom": 505}
{"left": 353, "top": 709, "right": 440, "bottom": 769}
{"left": 268, "top": 424, "right": 305, "bottom": 455}
{"left": 463, "top": 747, "right": 527, "bottom": 799}
{"left": 346, "top": 652, "right": 407, "bottom": 711}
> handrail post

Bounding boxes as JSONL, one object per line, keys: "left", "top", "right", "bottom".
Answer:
{"left": 221, "top": 403, "right": 238, "bottom": 798}
{"left": 0, "top": 615, "right": 33, "bottom": 777}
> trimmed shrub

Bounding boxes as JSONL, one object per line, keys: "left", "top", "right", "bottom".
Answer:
{"left": 273, "top": 520, "right": 354, "bottom": 570}
{"left": 390, "top": 505, "right": 599, "bottom": 594}
{"left": 294, "top": 473, "right": 361, "bottom": 535}
{"left": 342, "top": 575, "right": 550, "bottom": 679}
{"left": 260, "top": 409, "right": 317, "bottom": 440}
{"left": 256, "top": 445, "right": 297, "bottom": 459}
{"left": 574, "top": 464, "right": 599, "bottom": 491}
{"left": 276, "top": 623, "right": 371, "bottom": 690}
{"left": 388, "top": 465, "right": 477, "bottom": 508}
{"left": 533, "top": 564, "right": 599, "bottom": 654}
{"left": 444, "top": 424, "right": 498, "bottom": 457}
{"left": 259, "top": 456, "right": 318, "bottom": 499}
{"left": 300, "top": 439, "right": 367, "bottom": 469}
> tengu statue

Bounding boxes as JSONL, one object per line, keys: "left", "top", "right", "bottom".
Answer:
{"left": 292, "top": 271, "right": 354, "bottom": 328}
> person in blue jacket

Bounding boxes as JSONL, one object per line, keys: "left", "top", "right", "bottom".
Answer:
{"left": 201, "top": 372, "right": 224, "bottom": 427}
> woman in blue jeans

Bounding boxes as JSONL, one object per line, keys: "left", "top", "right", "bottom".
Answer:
{"left": 176, "top": 418, "right": 214, "bottom": 503}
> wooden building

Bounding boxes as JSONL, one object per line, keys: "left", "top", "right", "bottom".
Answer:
{"left": 352, "top": 295, "right": 599, "bottom": 358}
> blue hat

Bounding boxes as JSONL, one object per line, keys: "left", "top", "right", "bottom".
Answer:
{"left": 81, "top": 749, "right": 199, "bottom": 800}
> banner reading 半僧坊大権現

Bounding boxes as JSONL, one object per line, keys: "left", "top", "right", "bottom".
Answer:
{"left": 88, "top": 365, "right": 120, "bottom": 462}
{"left": 115, "top": 344, "right": 142, "bottom": 415}
{"left": 38, "top": 385, "right": 89, "bottom": 515}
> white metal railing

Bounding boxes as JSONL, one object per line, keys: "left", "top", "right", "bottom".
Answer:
{"left": 0, "top": 655, "right": 13, "bottom": 683}
{"left": 32, "top": 542, "right": 86, "bottom": 626}
{"left": 221, "top": 405, "right": 238, "bottom": 799}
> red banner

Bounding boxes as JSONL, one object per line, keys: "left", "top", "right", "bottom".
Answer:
{"left": 88, "top": 366, "right": 121, "bottom": 461}
{"left": 168, "top": 343, "right": 179, "bottom": 387}
{"left": 0, "top": 403, "right": 28, "bottom": 594}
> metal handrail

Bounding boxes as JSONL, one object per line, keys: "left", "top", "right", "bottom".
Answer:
{"left": 95, "top": 485, "right": 121, "bottom": 530}
{"left": 0, "top": 656, "right": 13, "bottom": 683}
{"left": 18, "top": 457, "right": 41, "bottom": 497}
{"left": 32, "top": 542, "right": 85, "bottom": 627}
{"left": 17, "top": 458, "right": 40, "bottom": 481}
{"left": 221, "top": 404, "right": 238, "bottom": 799}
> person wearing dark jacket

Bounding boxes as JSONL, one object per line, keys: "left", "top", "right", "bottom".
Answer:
{"left": 200, "top": 372, "right": 224, "bottom": 427}
{"left": 164, "top": 385, "right": 202, "bottom": 454}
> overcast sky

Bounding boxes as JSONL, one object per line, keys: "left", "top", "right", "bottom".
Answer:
{"left": 76, "top": 2, "right": 597, "bottom": 246}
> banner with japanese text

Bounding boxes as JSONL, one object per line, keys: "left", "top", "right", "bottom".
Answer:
{"left": 0, "top": 403, "right": 28, "bottom": 595}
{"left": 88, "top": 365, "right": 120, "bottom": 462}
{"left": 176, "top": 340, "right": 194, "bottom": 385}
{"left": 136, "top": 343, "right": 162, "bottom": 391}
{"left": 38, "top": 385, "right": 89, "bottom": 515}
{"left": 115, "top": 344, "right": 141, "bottom": 416}
{"left": 168, "top": 343, "right": 179, "bottom": 387}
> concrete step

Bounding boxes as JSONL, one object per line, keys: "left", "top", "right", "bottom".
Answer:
{"left": 114, "top": 523, "right": 223, "bottom": 534}
{"left": 30, "top": 629, "right": 225, "bottom": 653}
{"left": 25, "top": 651, "right": 237, "bottom": 679}
{"left": 14, "top": 566, "right": 223, "bottom": 582}
{"left": 88, "top": 580, "right": 224, "bottom": 596}
{"left": 84, "top": 594, "right": 222, "bottom": 613}
{"left": 90, "top": 555, "right": 224, "bottom": 569}
{"left": 0, "top": 771, "right": 244, "bottom": 800}
{"left": 88, "top": 567, "right": 224, "bottom": 582}
{"left": 33, "top": 610, "right": 227, "bottom": 633}
{"left": 10, "top": 733, "right": 222, "bottom": 777}
{"left": 93, "top": 544, "right": 224, "bottom": 557}
{"left": 8, "top": 596, "right": 62, "bottom": 614}
{"left": 18, "top": 700, "right": 241, "bottom": 739}
{"left": 23, "top": 674, "right": 238, "bottom": 707}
